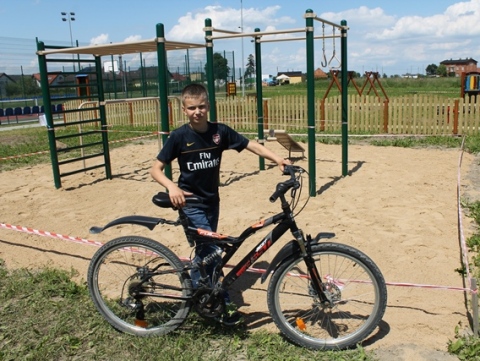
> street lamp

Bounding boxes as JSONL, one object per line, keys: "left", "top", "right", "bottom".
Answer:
{"left": 61, "top": 12, "right": 76, "bottom": 71}
{"left": 240, "top": 0, "right": 245, "bottom": 96}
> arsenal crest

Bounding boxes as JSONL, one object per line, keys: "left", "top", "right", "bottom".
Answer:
{"left": 212, "top": 133, "right": 220, "bottom": 145}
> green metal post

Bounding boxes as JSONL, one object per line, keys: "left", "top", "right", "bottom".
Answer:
{"left": 305, "top": 9, "right": 316, "bottom": 196}
{"left": 111, "top": 54, "right": 117, "bottom": 99}
{"left": 140, "top": 52, "right": 146, "bottom": 97}
{"left": 254, "top": 28, "right": 265, "bottom": 170}
{"left": 36, "top": 40, "right": 61, "bottom": 188}
{"left": 95, "top": 56, "right": 112, "bottom": 179}
{"left": 341, "top": 20, "right": 349, "bottom": 176}
{"left": 204, "top": 18, "right": 217, "bottom": 122}
{"left": 156, "top": 23, "right": 172, "bottom": 180}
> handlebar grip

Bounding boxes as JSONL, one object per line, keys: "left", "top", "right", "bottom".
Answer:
{"left": 283, "top": 164, "right": 294, "bottom": 176}
{"left": 270, "top": 165, "right": 303, "bottom": 202}
{"left": 269, "top": 182, "right": 289, "bottom": 203}
{"left": 269, "top": 190, "right": 281, "bottom": 203}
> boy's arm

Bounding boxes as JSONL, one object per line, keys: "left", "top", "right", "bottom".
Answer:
{"left": 150, "top": 159, "right": 190, "bottom": 208}
{"left": 245, "top": 140, "right": 291, "bottom": 171}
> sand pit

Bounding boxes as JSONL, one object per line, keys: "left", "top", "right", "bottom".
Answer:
{"left": 0, "top": 139, "right": 477, "bottom": 360}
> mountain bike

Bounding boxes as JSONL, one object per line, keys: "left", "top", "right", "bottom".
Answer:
{"left": 87, "top": 165, "right": 387, "bottom": 350}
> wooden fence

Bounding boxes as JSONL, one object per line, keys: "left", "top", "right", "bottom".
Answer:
{"left": 64, "top": 95, "right": 479, "bottom": 136}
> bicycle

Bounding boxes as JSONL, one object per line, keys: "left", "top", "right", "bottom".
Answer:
{"left": 87, "top": 165, "right": 387, "bottom": 350}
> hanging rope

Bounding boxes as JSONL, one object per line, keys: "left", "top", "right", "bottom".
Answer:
{"left": 320, "top": 22, "right": 328, "bottom": 67}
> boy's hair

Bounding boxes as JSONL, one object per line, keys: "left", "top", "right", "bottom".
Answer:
{"left": 181, "top": 83, "right": 208, "bottom": 104}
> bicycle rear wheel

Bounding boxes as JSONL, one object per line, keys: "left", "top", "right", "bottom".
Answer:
{"left": 87, "top": 236, "right": 192, "bottom": 336}
{"left": 267, "top": 242, "right": 387, "bottom": 350}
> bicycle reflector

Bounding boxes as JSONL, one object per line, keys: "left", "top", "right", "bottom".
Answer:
{"left": 296, "top": 317, "right": 306, "bottom": 331}
{"left": 135, "top": 319, "right": 148, "bottom": 328}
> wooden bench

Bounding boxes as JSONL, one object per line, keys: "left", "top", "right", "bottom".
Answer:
{"left": 267, "top": 129, "right": 305, "bottom": 159}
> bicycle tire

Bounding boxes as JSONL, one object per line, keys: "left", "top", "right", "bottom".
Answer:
{"left": 87, "top": 236, "right": 192, "bottom": 336}
{"left": 267, "top": 242, "right": 387, "bottom": 350}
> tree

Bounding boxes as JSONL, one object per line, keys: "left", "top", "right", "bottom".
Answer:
{"left": 425, "top": 64, "right": 438, "bottom": 76}
{"left": 5, "top": 76, "right": 41, "bottom": 98}
{"left": 244, "top": 54, "right": 255, "bottom": 79}
{"left": 436, "top": 64, "right": 447, "bottom": 77}
{"left": 205, "top": 52, "right": 230, "bottom": 81}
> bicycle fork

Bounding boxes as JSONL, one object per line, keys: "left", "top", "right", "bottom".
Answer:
{"left": 296, "top": 232, "right": 332, "bottom": 307}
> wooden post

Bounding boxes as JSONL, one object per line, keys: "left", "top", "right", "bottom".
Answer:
{"left": 263, "top": 99, "right": 269, "bottom": 130}
{"left": 168, "top": 100, "right": 173, "bottom": 127}
{"left": 383, "top": 99, "right": 389, "bottom": 133}
{"left": 453, "top": 99, "right": 459, "bottom": 135}
{"left": 128, "top": 102, "right": 134, "bottom": 126}
{"left": 320, "top": 99, "right": 325, "bottom": 131}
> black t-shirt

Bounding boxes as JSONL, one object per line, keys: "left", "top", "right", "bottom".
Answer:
{"left": 157, "top": 122, "right": 249, "bottom": 204}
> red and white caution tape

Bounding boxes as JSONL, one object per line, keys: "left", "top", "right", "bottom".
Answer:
{"left": 0, "top": 150, "right": 50, "bottom": 160}
{"left": 1, "top": 221, "right": 477, "bottom": 294}
{"left": 0, "top": 222, "right": 103, "bottom": 248}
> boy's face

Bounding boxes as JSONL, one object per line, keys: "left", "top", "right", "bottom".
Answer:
{"left": 182, "top": 96, "right": 209, "bottom": 128}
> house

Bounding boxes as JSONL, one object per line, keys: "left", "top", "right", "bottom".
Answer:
{"left": 314, "top": 68, "right": 328, "bottom": 79}
{"left": 276, "top": 71, "right": 304, "bottom": 84}
{"left": 31, "top": 72, "right": 65, "bottom": 87}
{"left": 0, "top": 73, "right": 16, "bottom": 98}
{"left": 440, "top": 58, "right": 478, "bottom": 77}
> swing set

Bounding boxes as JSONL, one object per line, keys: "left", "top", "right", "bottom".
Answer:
{"left": 322, "top": 70, "right": 389, "bottom": 101}
{"left": 317, "top": 22, "right": 388, "bottom": 101}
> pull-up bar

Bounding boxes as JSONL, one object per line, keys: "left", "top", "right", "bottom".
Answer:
{"left": 259, "top": 34, "right": 340, "bottom": 44}
{"left": 311, "top": 15, "right": 347, "bottom": 30}
{"left": 204, "top": 27, "right": 307, "bottom": 41}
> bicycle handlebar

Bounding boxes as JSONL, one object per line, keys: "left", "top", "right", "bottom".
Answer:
{"left": 269, "top": 165, "right": 303, "bottom": 203}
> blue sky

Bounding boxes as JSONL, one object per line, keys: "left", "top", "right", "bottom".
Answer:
{"left": 1, "top": 0, "right": 479, "bottom": 76}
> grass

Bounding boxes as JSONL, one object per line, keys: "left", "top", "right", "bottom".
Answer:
{"left": 448, "top": 198, "right": 480, "bottom": 360}
{"left": 0, "top": 260, "right": 373, "bottom": 360}
{"left": 0, "top": 124, "right": 158, "bottom": 172}
{"left": 260, "top": 76, "right": 462, "bottom": 99}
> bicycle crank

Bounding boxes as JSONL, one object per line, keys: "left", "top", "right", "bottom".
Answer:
{"left": 193, "top": 289, "right": 224, "bottom": 318}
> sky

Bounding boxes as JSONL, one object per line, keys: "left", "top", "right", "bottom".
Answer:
{"left": 0, "top": 0, "right": 479, "bottom": 77}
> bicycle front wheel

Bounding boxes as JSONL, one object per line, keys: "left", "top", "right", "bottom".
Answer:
{"left": 267, "top": 242, "right": 387, "bottom": 350}
{"left": 87, "top": 236, "right": 192, "bottom": 336}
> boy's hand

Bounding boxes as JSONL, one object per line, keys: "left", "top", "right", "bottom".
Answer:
{"left": 167, "top": 186, "right": 193, "bottom": 208}
{"left": 278, "top": 157, "right": 292, "bottom": 172}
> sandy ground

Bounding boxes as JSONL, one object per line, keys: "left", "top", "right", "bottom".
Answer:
{"left": 1, "top": 138, "right": 478, "bottom": 360}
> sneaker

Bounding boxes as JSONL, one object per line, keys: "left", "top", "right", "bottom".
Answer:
{"left": 215, "top": 303, "right": 244, "bottom": 326}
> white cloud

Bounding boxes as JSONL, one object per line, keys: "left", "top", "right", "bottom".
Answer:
{"left": 124, "top": 35, "right": 142, "bottom": 43}
{"left": 166, "top": 5, "right": 296, "bottom": 42}
{"left": 314, "top": 1, "right": 480, "bottom": 75}
{"left": 105, "top": 2, "right": 480, "bottom": 77}
{"left": 90, "top": 34, "right": 110, "bottom": 45}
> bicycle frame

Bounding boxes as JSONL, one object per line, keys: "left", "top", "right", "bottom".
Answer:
{"left": 185, "top": 193, "right": 333, "bottom": 305}
{"left": 90, "top": 167, "right": 336, "bottom": 305}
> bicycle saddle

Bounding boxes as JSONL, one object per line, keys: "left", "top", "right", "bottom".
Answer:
{"left": 152, "top": 192, "right": 204, "bottom": 209}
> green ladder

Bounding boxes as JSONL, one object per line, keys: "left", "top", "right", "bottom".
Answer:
{"left": 36, "top": 41, "right": 112, "bottom": 188}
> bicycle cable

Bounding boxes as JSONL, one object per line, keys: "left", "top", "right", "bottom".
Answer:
{"left": 291, "top": 169, "right": 311, "bottom": 217}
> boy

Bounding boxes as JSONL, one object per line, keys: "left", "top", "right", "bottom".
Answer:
{"left": 150, "top": 83, "right": 290, "bottom": 325}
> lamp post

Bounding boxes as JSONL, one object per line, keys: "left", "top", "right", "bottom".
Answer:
{"left": 61, "top": 11, "right": 76, "bottom": 72}
{"left": 240, "top": 0, "right": 245, "bottom": 96}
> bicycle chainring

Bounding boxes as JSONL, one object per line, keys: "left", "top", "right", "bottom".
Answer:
{"left": 193, "top": 289, "right": 224, "bottom": 318}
